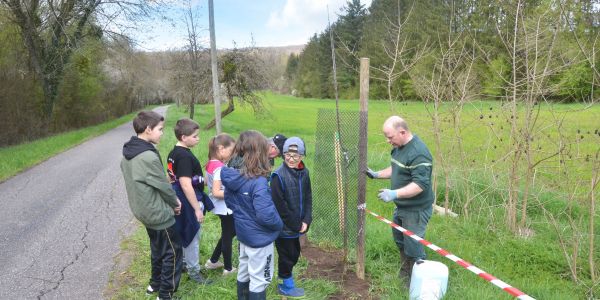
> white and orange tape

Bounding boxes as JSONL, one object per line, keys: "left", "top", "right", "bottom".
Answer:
{"left": 359, "top": 204, "right": 535, "bottom": 300}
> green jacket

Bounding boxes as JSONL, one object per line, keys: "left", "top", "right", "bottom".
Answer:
{"left": 120, "top": 136, "right": 178, "bottom": 230}
{"left": 390, "top": 135, "right": 434, "bottom": 210}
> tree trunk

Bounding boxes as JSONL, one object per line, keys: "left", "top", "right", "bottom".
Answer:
{"left": 189, "top": 97, "right": 195, "bottom": 119}
{"left": 203, "top": 98, "right": 235, "bottom": 130}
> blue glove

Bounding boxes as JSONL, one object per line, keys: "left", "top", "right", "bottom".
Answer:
{"left": 366, "top": 168, "right": 379, "bottom": 179}
{"left": 378, "top": 189, "right": 397, "bottom": 202}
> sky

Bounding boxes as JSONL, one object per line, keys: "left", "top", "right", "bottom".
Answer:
{"left": 134, "top": 0, "right": 373, "bottom": 51}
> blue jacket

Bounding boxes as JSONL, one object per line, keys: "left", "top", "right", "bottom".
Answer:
{"left": 221, "top": 167, "right": 283, "bottom": 248}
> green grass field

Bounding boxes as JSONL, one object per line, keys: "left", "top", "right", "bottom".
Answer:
{"left": 0, "top": 109, "right": 153, "bottom": 182}
{"left": 108, "top": 92, "right": 599, "bottom": 299}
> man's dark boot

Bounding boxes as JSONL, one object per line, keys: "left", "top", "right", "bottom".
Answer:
{"left": 399, "top": 252, "right": 414, "bottom": 288}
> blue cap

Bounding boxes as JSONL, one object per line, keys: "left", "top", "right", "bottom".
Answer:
{"left": 283, "top": 137, "right": 305, "bottom": 155}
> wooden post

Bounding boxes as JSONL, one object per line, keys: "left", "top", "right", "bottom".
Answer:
{"left": 357, "top": 57, "right": 369, "bottom": 279}
{"left": 334, "top": 133, "right": 346, "bottom": 233}
{"left": 208, "top": 0, "right": 222, "bottom": 134}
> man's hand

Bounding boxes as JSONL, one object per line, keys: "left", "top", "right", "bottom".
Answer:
{"left": 195, "top": 209, "right": 204, "bottom": 223}
{"left": 366, "top": 167, "right": 379, "bottom": 179}
{"left": 174, "top": 199, "right": 182, "bottom": 215}
{"left": 377, "top": 189, "right": 397, "bottom": 202}
{"left": 300, "top": 222, "right": 308, "bottom": 233}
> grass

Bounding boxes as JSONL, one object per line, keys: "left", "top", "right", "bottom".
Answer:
{"left": 0, "top": 109, "right": 153, "bottom": 182}
{"left": 106, "top": 92, "right": 598, "bottom": 299}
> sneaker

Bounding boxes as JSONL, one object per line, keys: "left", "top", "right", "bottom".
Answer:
{"left": 188, "top": 270, "right": 213, "bottom": 285}
{"left": 223, "top": 267, "right": 237, "bottom": 276}
{"left": 146, "top": 285, "right": 156, "bottom": 296}
{"left": 204, "top": 259, "right": 224, "bottom": 270}
{"left": 278, "top": 285, "right": 305, "bottom": 298}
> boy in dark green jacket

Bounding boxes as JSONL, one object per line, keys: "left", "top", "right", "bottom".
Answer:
{"left": 120, "top": 110, "right": 183, "bottom": 300}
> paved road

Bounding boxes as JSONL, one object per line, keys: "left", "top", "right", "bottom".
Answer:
{"left": 0, "top": 106, "right": 168, "bottom": 299}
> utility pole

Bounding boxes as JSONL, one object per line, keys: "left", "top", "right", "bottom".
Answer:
{"left": 208, "top": 0, "right": 222, "bottom": 133}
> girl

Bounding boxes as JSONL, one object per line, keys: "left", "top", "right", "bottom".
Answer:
{"left": 221, "top": 130, "right": 283, "bottom": 300}
{"left": 205, "top": 133, "right": 237, "bottom": 275}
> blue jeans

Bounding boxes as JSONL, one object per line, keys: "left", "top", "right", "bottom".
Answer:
{"left": 392, "top": 206, "right": 432, "bottom": 260}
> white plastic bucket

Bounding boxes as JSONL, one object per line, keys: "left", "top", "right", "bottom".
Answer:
{"left": 409, "top": 260, "right": 449, "bottom": 300}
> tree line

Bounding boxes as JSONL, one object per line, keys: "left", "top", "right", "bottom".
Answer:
{"left": 0, "top": 1, "right": 289, "bottom": 146}
{"left": 286, "top": 0, "right": 600, "bottom": 103}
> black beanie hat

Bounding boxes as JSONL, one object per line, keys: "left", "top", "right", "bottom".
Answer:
{"left": 272, "top": 133, "right": 287, "bottom": 155}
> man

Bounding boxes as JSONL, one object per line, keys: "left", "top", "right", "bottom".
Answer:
{"left": 366, "top": 116, "right": 434, "bottom": 283}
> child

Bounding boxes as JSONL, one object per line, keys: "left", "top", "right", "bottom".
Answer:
{"left": 221, "top": 130, "right": 283, "bottom": 300}
{"left": 267, "top": 133, "right": 287, "bottom": 166}
{"left": 204, "top": 133, "right": 237, "bottom": 275}
{"left": 120, "top": 111, "right": 183, "bottom": 300}
{"left": 270, "top": 137, "right": 313, "bottom": 298}
{"left": 166, "top": 118, "right": 212, "bottom": 285}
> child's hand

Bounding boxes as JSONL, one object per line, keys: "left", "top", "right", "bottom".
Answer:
{"left": 300, "top": 222, "right": 308, "bottom": 233}
{"left": 174, "top": 199, "right": 182, "bottom": 215}
{"left": 195, "top": 209, "right": 204, "bottom": 223}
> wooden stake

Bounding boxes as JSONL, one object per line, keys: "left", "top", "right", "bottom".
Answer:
{"left": 356, "top": 57, "right": 369, "bottom": 279}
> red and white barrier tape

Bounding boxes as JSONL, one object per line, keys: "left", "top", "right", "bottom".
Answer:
{"left": 359, "top": 205, "right": 535, "bottom": 300}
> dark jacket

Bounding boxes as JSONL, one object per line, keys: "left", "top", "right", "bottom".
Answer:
{"left": 221, "top": 167, "right": 283, "bottom": 248}
{"left": 120, "top": 136, "right": 178, "bottom": 230}
{"left": 171, "top": 183, "right": 214, "bottom": 247}
{"left": 270, "top": 162, "right": 313, "bottom": 238}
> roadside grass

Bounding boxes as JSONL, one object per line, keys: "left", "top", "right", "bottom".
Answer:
{"left": 0, "top": 109, "right": 151, "bottom": 182}
{"left": 111, "top": 93, "right": 599, "bottom": 299}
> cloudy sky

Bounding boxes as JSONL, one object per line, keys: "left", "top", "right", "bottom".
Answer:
{"left": 134, "top": 0, "right": 372, "bottom": 50}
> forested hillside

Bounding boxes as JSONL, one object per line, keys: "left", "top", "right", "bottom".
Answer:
{"left": 287, "top": 0, "right": 600, "bottom": 103}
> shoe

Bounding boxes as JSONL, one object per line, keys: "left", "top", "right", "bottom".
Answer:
{"left": 204, "top": 259, "right": 224, "bottom": 270}
{"left": 278, "top": 285, "right": 305, "bottom": 298}
{"left": 188, "top": 269, "right": 213, "bottom": 285}
{"left": 278, "top": 277, "right": 305, "bottom": 298}
{"left": 223, "top": 267, "right": 237, "bottom": 275}
{"left": 146, "top": 285, "right": 156, "bottom": 296}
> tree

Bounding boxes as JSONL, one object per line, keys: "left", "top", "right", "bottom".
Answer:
{"left": 183, "top": 0, "right": 207, "bottom": 119}
{"left": 1, "top": 0, "right": 159, "bottom": 124}
{"left": 203, "top": 46, "right": 269, "bottom": 130}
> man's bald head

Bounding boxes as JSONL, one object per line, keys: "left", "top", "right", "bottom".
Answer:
{"left": 382, "top": 116, "right": 412, "bottom": 147}
{"left": 383, "top": 116, "right": 409, "bottom": 132}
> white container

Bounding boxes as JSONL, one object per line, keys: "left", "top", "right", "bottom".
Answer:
{"left": 409, "top": 260, "right": 449, "bottom": 300}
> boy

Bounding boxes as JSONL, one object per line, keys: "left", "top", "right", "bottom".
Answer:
{"left": 120, "top": 110, "right": 183, "bottom": 300}
{"left": 270, "top": 137, "right": 313, "bottom": 298}
{"left": 167, "top": 118, "right": 212, "bottom": 285}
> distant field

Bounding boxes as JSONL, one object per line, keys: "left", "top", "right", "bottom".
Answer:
{"left": 110, "top": 93, "right": 599, "bottom": 299}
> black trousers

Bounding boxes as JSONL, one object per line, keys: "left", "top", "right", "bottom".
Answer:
{"left": 209, "top": 214, "right": 236, "bottom": 270}
{"left": 147, "top": 224, "right": 183, "bottom": 300}
{"left": 275, "top": 237, "right": 301, "bottom": 279}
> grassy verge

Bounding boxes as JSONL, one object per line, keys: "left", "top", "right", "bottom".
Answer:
{"left": 110, "top": 93, "right": 599, "bottom": 299}
{"left": 0, "top": 109, "right": 152, "bottom": 182}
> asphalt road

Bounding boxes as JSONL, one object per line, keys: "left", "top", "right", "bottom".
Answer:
{"left": 0, "top": 106, "right": 168, "bottom": 299}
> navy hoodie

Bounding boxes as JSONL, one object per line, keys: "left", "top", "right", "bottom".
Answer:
{"left": 220, "top": 167, "right": 283, "bottom": 248}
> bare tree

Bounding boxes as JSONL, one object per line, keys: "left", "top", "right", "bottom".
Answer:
{"left": 182, "top": 0, "right": 206, "bottom": 119}
{"left": 370, "top": 0, "right": 428, "bottom": 105}
{"left": 411, "top": 1, "right": 478, "bottom": 216}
